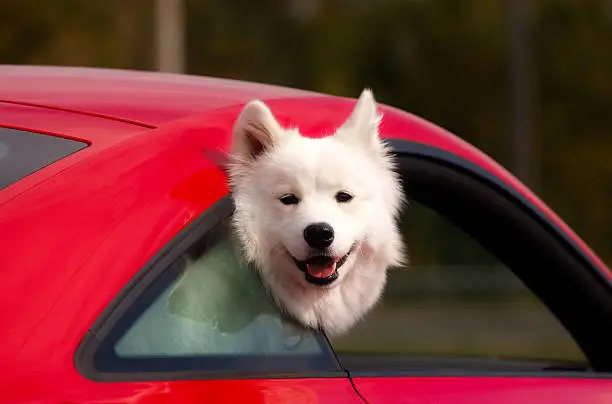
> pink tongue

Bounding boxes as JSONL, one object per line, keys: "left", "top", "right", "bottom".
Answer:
{"left": 306, "top": 261, "right": 337, "bottom": 278}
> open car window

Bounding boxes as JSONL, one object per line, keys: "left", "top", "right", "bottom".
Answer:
{"left": 332, "top": 199, "right": 587, "bottom": 372}
{"left": 331, "top": 141, "right": 612, "bottom": 374}
{"left": 0, "top": 127, "right": 87, "bottom": 190}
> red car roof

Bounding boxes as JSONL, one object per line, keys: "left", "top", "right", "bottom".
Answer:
{"left": 0, "top": 65, "right": 317, "bottom": 128}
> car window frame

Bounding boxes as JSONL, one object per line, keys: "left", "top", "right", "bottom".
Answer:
{"left": 75, "top": 196, "right": 345, "bottom": 382}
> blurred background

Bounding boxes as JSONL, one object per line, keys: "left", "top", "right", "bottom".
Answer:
{"left": 2, "top": 0, "right": 610, "bottom": 362}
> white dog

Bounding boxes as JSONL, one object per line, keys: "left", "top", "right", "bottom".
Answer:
{"left": 228, "top": 89, "right": 405, "bottom": 336}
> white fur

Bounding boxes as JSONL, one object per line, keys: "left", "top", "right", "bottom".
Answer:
{"left": 228, "top": 89, "right": 405, "bottom": 336}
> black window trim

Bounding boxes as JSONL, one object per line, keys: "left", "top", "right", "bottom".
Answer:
{"left": 75, "top": 138, "right": 612, "bottom": 382}
{"left": 388, "top": 138, "right": 611, "bottom": 285}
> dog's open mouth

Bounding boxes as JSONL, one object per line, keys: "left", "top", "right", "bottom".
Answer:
{"left": 293, "top": 247, "right": 354, "bottom": 286}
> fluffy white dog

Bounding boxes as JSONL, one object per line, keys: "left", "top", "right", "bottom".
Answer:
{"left": 228, "top": 89, "right": 405, "bottom": 336}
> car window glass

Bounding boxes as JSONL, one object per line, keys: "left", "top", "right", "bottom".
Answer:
{"left": 114, "top": 232, "right": 322, "bottom": 357}
{"left": 0, "top": 127, "right": 87, "bottom": 190}
{"left": 331, "top": 199, "right": 587, "bottom": 368}
{"left": 92, "top": 217, "right": 338, "bottom": 375}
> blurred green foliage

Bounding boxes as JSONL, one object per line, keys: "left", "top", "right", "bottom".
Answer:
{"left": 1, "top": 0, "right": 611, "bottom": 263}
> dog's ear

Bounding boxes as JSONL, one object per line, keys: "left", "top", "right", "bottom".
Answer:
{"left": 336, "top": 89, "right": 383, "bottom": 152}
{"left": 231, "top": 100, "right": 286, "bottom": 163}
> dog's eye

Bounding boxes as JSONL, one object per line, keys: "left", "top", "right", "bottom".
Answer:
{"left": 279, "top": 194, "right": 300, "bottom": 205}
{"left": 335, "top": 191, "right": 354, "bottom": 203}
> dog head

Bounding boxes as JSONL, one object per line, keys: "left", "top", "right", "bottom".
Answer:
{"left": 228, "top": 89, "right": 404, "bottom": 290}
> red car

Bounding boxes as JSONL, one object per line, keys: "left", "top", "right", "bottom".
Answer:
{"left": 1, "top": 65, "right": 611, "bottom": 403}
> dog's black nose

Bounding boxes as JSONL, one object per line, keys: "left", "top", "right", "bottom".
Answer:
{"left": 304, "top": 222, "right": 334, "bottom": 249}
